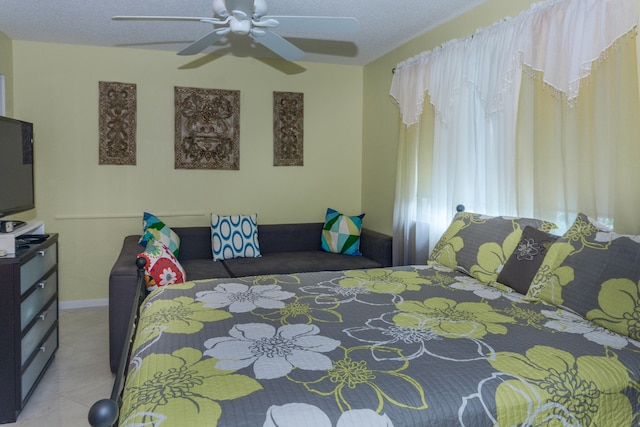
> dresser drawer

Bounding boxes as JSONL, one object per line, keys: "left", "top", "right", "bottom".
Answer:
{"left": 21, "top": 272, "right": 57, "bottom": 331}
{"left": 22, "top": 327, "right": 57, "bottom": 402}
{"left": 20, "top": 244, "right": 57, "bottom": 295}
{"left": 21, "top": 300, "right": 57, "bottom": 366}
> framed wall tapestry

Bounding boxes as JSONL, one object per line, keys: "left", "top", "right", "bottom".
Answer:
{"left": 175, "top": 86, "right": 240, "bottom": 170}
{"left": 99, "top": 81, "right": 137, "bottom": 165}
{"left": 273, "top": 91, "right": 303, "bottom": 166}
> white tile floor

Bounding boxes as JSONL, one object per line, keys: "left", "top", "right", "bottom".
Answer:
{"left": 6, "top": 306, "right": 114, "bottom": 427}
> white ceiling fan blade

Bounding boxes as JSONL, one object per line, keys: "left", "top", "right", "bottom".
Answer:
{"left": 251, "top": 30, "right": 304, "bottom": 61}
{"left": 113, "top": 16, "right": 222, "bottom": 24}
{"left": 178, "top": 28, "right": 229, "bottom": 55}
{"left": 260, "top": 16, "right": 359, "bottom": 34}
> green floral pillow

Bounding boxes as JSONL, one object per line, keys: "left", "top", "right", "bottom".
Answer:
{"left": 527, "top": 212, "right": 640, "bottom": 340}
{"left": 428, "top": 212, "right": 557, "bottom": 284}
{"left": 137, "top": 238, "right": 186, "bottom": 292}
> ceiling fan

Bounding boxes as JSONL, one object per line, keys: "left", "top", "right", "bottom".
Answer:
{"left": 113, "top": 0, "right": 359, "bottom": 61}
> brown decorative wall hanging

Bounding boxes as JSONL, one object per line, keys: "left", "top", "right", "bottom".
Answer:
{"left": 175, "top": 86, "right": 240, "bottom": 170}
{"left": 99, "top": 81, "right": 137, "bottom": 165}
{"left": 273, "top": 91, "right": 303, "bottom": 166}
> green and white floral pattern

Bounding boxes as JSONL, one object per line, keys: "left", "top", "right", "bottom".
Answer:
{"left": 488, "top": 346, "right": 634, "bottom": 426}
{"left": 120, "top": 348, "right": 262, "bottom": 427}
{"left": 527, "top": 213, "right": 640, "bottom": 341}
{"left": 119, "top": 267, "right": 640, "bottom": 426}
{"left": 204, "top": 323, "right": 340, "bottom": 379}
{"left": 195, "top": 283, "right": 295, "bottom": 313}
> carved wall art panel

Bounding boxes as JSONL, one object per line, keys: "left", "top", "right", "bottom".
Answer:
{"left": 99, "top": 81, "right": 137, "bottom": 165}
{"left": 273, "top": 91, "right": 303, "bottom": 166}
{"left": 175, "top": 86, "right": 240, "bottom": 170}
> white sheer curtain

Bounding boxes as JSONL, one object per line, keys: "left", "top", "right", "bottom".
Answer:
{"left": 390, "top": 0, "right": 639, "bottom": 265}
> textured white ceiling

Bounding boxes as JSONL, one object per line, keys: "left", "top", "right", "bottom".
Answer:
{"left": 0, "top": 0, "right": 487, "bottom": 65}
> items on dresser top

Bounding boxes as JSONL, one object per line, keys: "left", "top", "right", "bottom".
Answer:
{"left": 0, "top": 221, "right": 46, "bottom": 256}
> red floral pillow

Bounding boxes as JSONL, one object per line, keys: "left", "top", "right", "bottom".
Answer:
{"left": 137, "top": 238, "right": 187, "bottom": 291}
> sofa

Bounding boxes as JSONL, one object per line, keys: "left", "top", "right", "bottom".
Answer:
{"left": 108, "top": 222, "right": 393, "bottom": 372}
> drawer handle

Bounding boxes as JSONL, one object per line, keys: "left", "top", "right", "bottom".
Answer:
{"left": 39, "top": 346, "right": 46, "bottom": 353}
{"left": 39, "top": 311, "right": 48, "bottom": 321}
{"left": 38, "top": 250, "right": 45, "bottom": 257}
{"left": 37, "top": 282, "right": 46, "bottom": 289}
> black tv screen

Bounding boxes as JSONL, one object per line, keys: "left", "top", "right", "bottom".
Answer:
{"left": 0, "top": 116, "right": 34, "bottom": 218}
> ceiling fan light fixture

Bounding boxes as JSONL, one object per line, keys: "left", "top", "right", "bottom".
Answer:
{"left": 229, "top": 17, "right": 251, "bottom": 34}
{"left": 253, "top": 0, "right": 268, "bottom": 19}
{"left": 250, "top": 28, "right": 266, "bottom": 37}
{"left": 212, "top": 0, "right": 229, "bottom": 18}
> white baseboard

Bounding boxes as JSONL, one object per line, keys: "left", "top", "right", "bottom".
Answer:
{"left": 60, "top": 299, "right": 108, "bottom": 310}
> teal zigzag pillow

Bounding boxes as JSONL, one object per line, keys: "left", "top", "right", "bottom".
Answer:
{"left": 138, "top": 212, "right": 181, "bottom": 258}
{"left": 321, "top": 208, "right": 365, "bottom": 256}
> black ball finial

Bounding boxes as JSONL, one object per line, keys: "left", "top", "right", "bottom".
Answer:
{"left": 136, "top": 256, "right": 147, "bottom": 269}
{"left": 456, "top": 204, "right": 465, "bottom": 212}
{"left": 88, "top": 399, "right": 119, "bottom": 427}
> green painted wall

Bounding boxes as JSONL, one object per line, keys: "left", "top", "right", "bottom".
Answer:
{"left": 11, "top": 41, "right": 363, "bottom": 302}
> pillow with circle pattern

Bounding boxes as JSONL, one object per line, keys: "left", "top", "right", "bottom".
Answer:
{"left": 429, "top": 211, "right": 557, "bottom": 284}
{"left": 211, "top": 213, "right": 262, "bottom": 261}
{"left": 137, "top": 238, "right": 186, "bottom": 292}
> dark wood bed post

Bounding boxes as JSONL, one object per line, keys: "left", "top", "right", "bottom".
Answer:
{"left": 88, "top": 257, "right": 147, "bottom": 427}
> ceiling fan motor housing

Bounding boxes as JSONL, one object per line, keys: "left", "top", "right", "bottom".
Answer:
{"left": 229, "top": 17, "right": 251, "bottom": 34}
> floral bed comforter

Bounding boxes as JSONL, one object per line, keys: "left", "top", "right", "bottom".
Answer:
{"left": 118, "top": 266, "right": 640, "bottom": 426}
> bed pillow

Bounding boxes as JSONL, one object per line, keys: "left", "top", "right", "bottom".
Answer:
{"left": 321, "top": 208, "right": 365, "bottom": 256}
{"left": 496, "top": 226, "right": 559, "bottom": 294}
{"left": 526, "top": 213, "right": 640, "bottom": 340}
{"left": 527, "top": 212, "right": 614, "bottom": 305}
{"left": 428, "top": 212, "right": 557, "bottom": 284}
{"left": 137, "top": 238, "right": 187, "bottom": 292}
{"left": 211, "top": 213, "right": 261, "bottom": 261}
{"left": 138, "top": 212, "right": 181, "bottom": 258}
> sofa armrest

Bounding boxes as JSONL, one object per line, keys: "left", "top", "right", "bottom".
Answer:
{"left": 110, "top": 235, "right": 143, "bottom": 278}
{"left": 360, "top": 228, "right": 393, "bottom": 267}
{"left": 108, "top": 235, "right": 143, "bottom": 372}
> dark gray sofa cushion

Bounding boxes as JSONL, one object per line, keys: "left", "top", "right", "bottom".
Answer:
{"left": 222, "top": 250, "right": 382, "bottom": 277}
{"left": 257, "top": 223, "right": 325, "bottom": 252}
{"left": 180, "top": 259, "right": 231, "bottom": 280}
{"left": 172, "top": 226, "right": 216, "bottom": 260}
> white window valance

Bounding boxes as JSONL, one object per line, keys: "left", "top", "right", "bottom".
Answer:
{"left": 390, "top": 0, "right": 638, "bottom": 126}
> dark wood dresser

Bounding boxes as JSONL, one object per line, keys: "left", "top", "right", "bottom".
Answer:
{"left": 0, "top": 233, "right": 58, "bottom": 424}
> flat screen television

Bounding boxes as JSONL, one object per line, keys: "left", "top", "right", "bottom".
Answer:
{"left": 0, "top": 115, "right": 34, "bottom": 218}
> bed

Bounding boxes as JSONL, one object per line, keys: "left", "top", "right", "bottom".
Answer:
{"left": 89, "top": 212, "right": 640, "bottom": 426}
